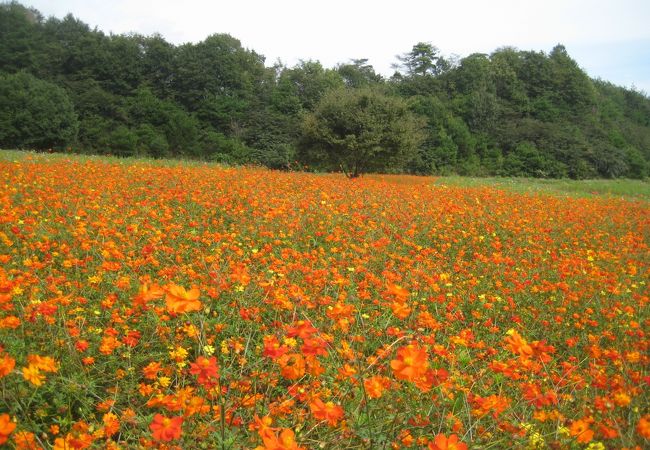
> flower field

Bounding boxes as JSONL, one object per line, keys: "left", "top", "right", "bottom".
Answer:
{"left": 0, "top": 154, "right": 648, "bottom": 449}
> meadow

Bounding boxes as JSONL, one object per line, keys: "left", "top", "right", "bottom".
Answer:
{"left": 0, "top": 152, "right": 648, "bottom": 449}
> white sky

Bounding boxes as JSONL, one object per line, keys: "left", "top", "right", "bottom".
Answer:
{"left": 24, "top": 0, "right": 650, "bottom": 93}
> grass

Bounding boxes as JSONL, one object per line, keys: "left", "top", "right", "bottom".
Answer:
{"left": 435, "top": 175, "right": 650, "bottom": 200}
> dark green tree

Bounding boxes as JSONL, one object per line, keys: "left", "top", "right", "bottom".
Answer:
{"left": 0, "top": 71, "right": 78, "bottom": 149}
{"left": 0, "top": 2, "right": 43, "bottom": 74}
{"left": 300, "top": 87, "right": 424, "bottom": 177}
{"left": 395, "top": 42, "right": 450, "bottom": 77}
{"left": 272, "top": 61, "right": 344, "bottom": 112}
{"left": 337, "top": 59, "right": 383, "bottom": 88}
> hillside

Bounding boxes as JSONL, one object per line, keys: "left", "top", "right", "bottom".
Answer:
{"left": 1, "top": 2, "right": 649, "bottom": 178}
{"left": 0, "top": 152, "right": 648, "bottom": 447}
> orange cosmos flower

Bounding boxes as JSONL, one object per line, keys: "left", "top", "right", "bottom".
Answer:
{"left": 52, "top": 436, "right": 72, "bottom": 450}
{"left": 286, "top": 320, "right": 318, "bottom": 339}
{"left": 27, "top": 355, "right": 58, "bottom": 373}
{"left": 569, "top": 419, "right": 594, "bottom": 444}
{"left": 386, "top": 283, "right": 410, "bottom": 300}
{"left": 612, "top": 391, "right": 631, "bottom": 407}
{"left": 256, "top": 428, "right": 305, "bottom": 450}
{"left": 473, "top": 394, "right": 510, "bottom": 418}
{"left": 13, "top": 431, "right": 40, "bottom": 449}
{"left": 309, "top": 398, "right": 344, "bottom": 426}
{"left": 277, "top": 353, "right": 306, "bottom": 380}
{"left": 637, "top": 414, "right": 650, "bottom": 439}
{"left": 0, "top": 414, "right": 16, "bottom": 445}
{"left": 0, "top": 316, "right": 20, "bottom": 329}
{"left": 428, "top": 433, "right": 468, "bottom": 450}
{"left": 149, "top": 414, "right": 183, "bottom": 442}
{"left": 0, "top": 353, "right": 15, "bottom": 378}
{"left": 142, "top": 361, "right": 162, "bottom": 380}
{"left": 364, "top": 375, "right": 390, "bottom": 399}
{"left": 133, "top": 283, "right": 164, "bottom": 307}
{"left": 504, "top": 329, "right": 533, "bottom": 360}
{"left": 102, "top": 412, "right": 120, "bottom": 438}
{"left": 99, "top": 335, "right": 121, "bottom": 355}
{"left": 391, "top": 344, "right": 429, "bottom": 382}
{"left": 251, "top": 415, "right": 276, "bottom": 441}
{"left": 390, "top": 301, "right": 412, "bottom": 320}
{"left": 165, "top": 285, "right": 202, "bottom": 314}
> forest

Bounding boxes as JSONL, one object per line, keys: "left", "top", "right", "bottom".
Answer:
{"left": 1, "top": 1, "right": 649, "bottom": 178}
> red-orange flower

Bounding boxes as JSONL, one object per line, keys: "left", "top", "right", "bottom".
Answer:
{"left": 277, "top": 353, "right": 305, "bottom": 380}
{"left": 473, "top": 394, "right": 510, "bottom": 418}
{"left": 309, "top": 398, "right": 344, "bottom": 426}
{"left": 149, "top": 414, "right": 183, "bottom": 441}
{"left": 0, "top": 414, "right": 16, "bottom": 446}
{"left": 263, "top": 335, "right": 289, "bottom": 359}
{"left": 636, "top": 414, "right": 650, "bottom": 439}
{"left": 428, "top": 433, "right": 468, "bottom": 450}
{"left": 189, "top": 356, "right": 219, "bottom": 386}
{"left": 0, "top": 353, "right": 15, "bottom": 378}
{"left": 164, "top": 285, "right": 202, "bottom": 314}
{"left": 142, "top": 361, "right": 162, "bottom": 380}
{"left": 256, "top": 428, "right": 305, "bottom": 450}
{"left": 391, "top": 344, "right": 429, "bottom": 382}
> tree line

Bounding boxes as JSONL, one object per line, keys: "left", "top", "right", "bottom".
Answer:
{"left": 1, "top": 2, "right": 649, "bottom": 178}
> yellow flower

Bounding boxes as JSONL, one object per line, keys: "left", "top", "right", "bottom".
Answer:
{"left": 169, "top": 346, "right": 188, "bottom": 361}
{"left": 22, "top": 364, "right": 45, "bottom": 386}
{"left": 203, "top": 345, "right": 215, "bottom": 356}
{"left": 528, "top": 431, "right": 545, "bottom": 449}
{"left": 283, "top": 337, "right": 297, "bottom": 348}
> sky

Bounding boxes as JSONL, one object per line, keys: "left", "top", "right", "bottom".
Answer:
{"left": 23, "top": 0, "right": 650, "bottom": 94}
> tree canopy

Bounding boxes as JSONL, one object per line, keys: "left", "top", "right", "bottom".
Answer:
{"left": 300, "top": 87, "right": 424, "bottom": 177}
{"left": 0, "top": 71, "right": 78, "bottom": 149}
{"left": 0, "top": 1, "right": 649, "bottom": 178}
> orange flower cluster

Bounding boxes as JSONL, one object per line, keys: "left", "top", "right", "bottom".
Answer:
{"left": 0, "top": 154, "right": 647, "bottom": 448}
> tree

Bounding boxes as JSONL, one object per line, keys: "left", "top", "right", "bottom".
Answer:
{"left": 272, "top": 61, "right": 344, "bottom": 112}
{"left": 395, "top": 42, "right": 450, "bottom": 77}
{"left": 0, "top": 2, "right": 43, "bottom": 74}
{"left": 172, "top": 34, "right": 266, "bottom": 115}
{"left": 300, "top": 87, "right": 424, "bottom": 177}
{"left": 337, "top": 59, "right": 382, "bottom": 88}
{"left": 0, "top": 71, "right": 78, "bottom": 149}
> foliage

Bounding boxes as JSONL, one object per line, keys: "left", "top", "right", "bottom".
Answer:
{"left": 300, "top": 87, "right": 424, "bottom": 177}
{"left": 0, "top": 2, "right": 649, "bottom": 178}
{"left": 0, "top": 71, "right": 78, "bottom": 149}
